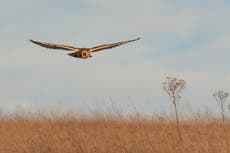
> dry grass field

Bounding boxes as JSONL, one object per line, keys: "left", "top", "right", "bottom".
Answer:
{"left": 0, "top": 112, "right": 229, "bottom": 153}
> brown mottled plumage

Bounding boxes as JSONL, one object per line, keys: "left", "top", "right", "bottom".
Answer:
{"left": 30, "top": 38, "right": 140, "bottom": 59}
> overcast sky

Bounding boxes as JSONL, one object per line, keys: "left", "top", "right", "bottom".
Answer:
{"left": 1, "top": 0, "right": 230, "bottom": 115}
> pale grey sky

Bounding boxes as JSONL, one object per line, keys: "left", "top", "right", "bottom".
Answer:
{"left": 1, "top": 0, "right": 230, "bottom": 115}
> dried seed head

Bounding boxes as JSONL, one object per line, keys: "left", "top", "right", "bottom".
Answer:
{"left": 163, "top": 77, "right": 186, "bottom": 103}
{"left": 213, "top": 90, "right": 229, "bottom": 105}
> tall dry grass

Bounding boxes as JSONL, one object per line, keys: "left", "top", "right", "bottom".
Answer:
{"left": 0, "top": 112, "right": 229, "bottom": 153}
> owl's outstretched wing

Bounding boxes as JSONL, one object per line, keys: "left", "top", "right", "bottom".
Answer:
{"left": 91, "top": 38, "right": 140, "bottom": 52}
{"left": 30, "top": 40, "right": 80, "bottom": 51}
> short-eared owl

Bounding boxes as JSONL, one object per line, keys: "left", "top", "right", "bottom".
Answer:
{"left": 30, "top": 38, "right": 140, "bottom": 59}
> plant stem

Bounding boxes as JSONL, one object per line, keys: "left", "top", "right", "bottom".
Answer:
{"left": 173, "top": 100, "right": 183, "bottom": 146}
{"left": 220, "top": 101, "right": 229, "bottom": 153}
{"left": 221, "top": 102, "right": 225, "bottom": 129}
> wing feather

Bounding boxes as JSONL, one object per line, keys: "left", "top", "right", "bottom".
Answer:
{"left": 91, "top": 38, "right": 140, "bottom": 52}
{"left": 30, "top": 40, "right": 79, "bottom": 51}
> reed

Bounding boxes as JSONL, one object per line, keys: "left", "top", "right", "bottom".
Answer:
{"left": 163, "top": 76, "right": 186, "bottom": 146}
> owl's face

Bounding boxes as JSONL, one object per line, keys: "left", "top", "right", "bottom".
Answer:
{"left": 80, "top": 50, "right": 92, "bottom": 59}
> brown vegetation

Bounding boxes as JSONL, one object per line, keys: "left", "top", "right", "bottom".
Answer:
{"left": 0, "top": 112, "right": 229, "bottom": 153}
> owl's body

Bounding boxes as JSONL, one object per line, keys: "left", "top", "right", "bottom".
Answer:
{"left": 68, "top": 48, "right": 92, "bottom": 59}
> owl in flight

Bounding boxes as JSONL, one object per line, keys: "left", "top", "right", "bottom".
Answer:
{"left": 30, "top": 38, "right": 140, "bottom": 59}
